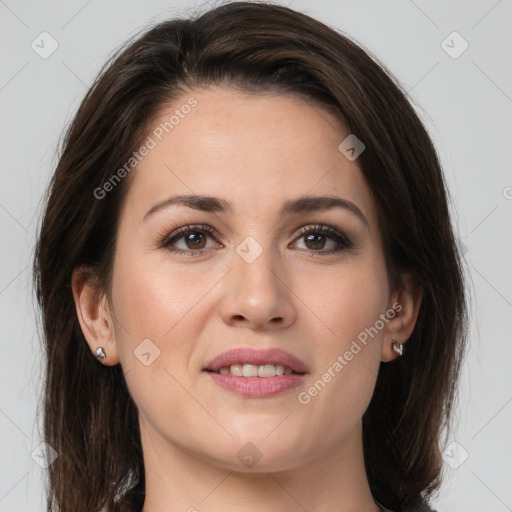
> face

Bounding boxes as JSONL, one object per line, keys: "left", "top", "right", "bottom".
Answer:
{"left": 104, "top": 87, "right": 399, "bottom": 472}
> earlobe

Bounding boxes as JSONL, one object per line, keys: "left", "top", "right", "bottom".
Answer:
{"left": 381, "top": 272, "right": 423, "bottom": 362}
{"left": 71, "top": 267, "right": 120, "bottom": 366}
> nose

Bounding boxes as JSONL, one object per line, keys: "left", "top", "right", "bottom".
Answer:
{"left": 219, "top": 242, "right": 297, "bottom": 331}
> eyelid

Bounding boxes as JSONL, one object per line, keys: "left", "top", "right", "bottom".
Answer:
{"left": 291, "top": 224, "right": 353, "bottom": 249}
{"left": 159, "top": 223, "right": 223, "bottom": 249}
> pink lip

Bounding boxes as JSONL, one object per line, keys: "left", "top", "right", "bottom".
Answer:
{"left": 206, "top": 372, "right": 306, "bottom": 398}
{"left": 203, "top": 347, "right": 309, "bottom": 374}
{"left": 203, "top": 347, "right": 309, "bottom": 398}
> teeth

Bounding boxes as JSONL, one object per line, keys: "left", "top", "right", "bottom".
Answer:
{"left": 230, "top": 364, "right": 243, "bottom": 376}
{"left": 242, "top": 364, "right": 258, "bottom": 377}
{"left": 217, "top": 363, "right": 294, "bottom": 377}
{"left": 258, "top": 364, "right": 276, "bottom": 377}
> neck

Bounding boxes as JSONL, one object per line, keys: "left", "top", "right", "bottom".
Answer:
{"left": 139, "top": 419, "right": 384, "bottom": 512}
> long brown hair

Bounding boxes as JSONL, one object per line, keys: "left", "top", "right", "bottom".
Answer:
{"left": 33, "top": 2, "right": 468, "bottom": 510}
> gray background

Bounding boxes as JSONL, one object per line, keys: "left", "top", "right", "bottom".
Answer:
{"left": 1, "top": 0, "right": 511, "bottom": 510}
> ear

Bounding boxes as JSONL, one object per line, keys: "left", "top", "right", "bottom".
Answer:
{"left": 71, "top": 266, "right": 120, "bottom": 366}
{"left": 381, "top": 271, "right": 423, "bottom": 362}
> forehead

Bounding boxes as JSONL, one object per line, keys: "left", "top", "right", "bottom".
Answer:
{"left": 122, "top": 87, "right": 377, "bottom": 225}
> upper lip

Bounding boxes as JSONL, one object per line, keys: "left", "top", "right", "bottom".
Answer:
{"left": 203, "top": 347, "right": 309, "bottom": 374}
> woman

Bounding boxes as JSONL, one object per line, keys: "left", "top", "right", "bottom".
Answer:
{"left": 33, "top": 2, "right": 468, "bottom": 511}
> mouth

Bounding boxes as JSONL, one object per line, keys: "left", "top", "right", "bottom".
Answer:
{"left": 205, "top": 363, "right": 304, "bottom": 377}
{"left": 203, "top": 347, "right": 308, "bottom": 374}
{"left": 203, "top": 347, "right": 308, "bottom": 397}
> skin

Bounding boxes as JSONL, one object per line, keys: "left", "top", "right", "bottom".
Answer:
{"left": 73, "top": 87, "right": 422, "bottom": 512}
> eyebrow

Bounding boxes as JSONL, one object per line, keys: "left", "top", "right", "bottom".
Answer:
{"left": 143, "top": 194, "right": 368, "bottom": 227}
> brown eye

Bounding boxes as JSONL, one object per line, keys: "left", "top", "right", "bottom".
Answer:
{"left": 161, "top": 224, "right": 220, "bottom": 255}
{"left": 304, "top": 233, "right": 327, "bottom": 251}
{"left": 183, "top": 231, "right": 207, "bottom": 250}
{"left": 292, "top": 224, "right": 352, "bottom": 254}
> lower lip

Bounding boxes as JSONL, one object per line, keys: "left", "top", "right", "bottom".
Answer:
{"left": 204, "top": 371, "right": 307, "bottom": 398}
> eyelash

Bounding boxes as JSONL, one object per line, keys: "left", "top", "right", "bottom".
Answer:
{"left": 159, "top": 223, "right": 353, "bottom": 256}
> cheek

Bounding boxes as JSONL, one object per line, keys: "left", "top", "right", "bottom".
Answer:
{"left": 111, "top": 251, "right": 208, "bottom": 340}
{"left": 301, "top": 261, "right": 388, "bottom": 344}
{"left": 297, "top": 261, "right": 387, "bottom": 418}
{"left": 109, "top": 249, "right": 226, "bottom": 385}
{"left": 109, "top": 253, "right": 208, "bottom": 414}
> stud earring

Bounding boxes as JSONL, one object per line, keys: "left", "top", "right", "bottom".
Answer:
{"left": 392, "top": 339, "right": 403, "bottom": 356}
{"left": 95, "top": 347, "right": 106, "bottom": 360}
